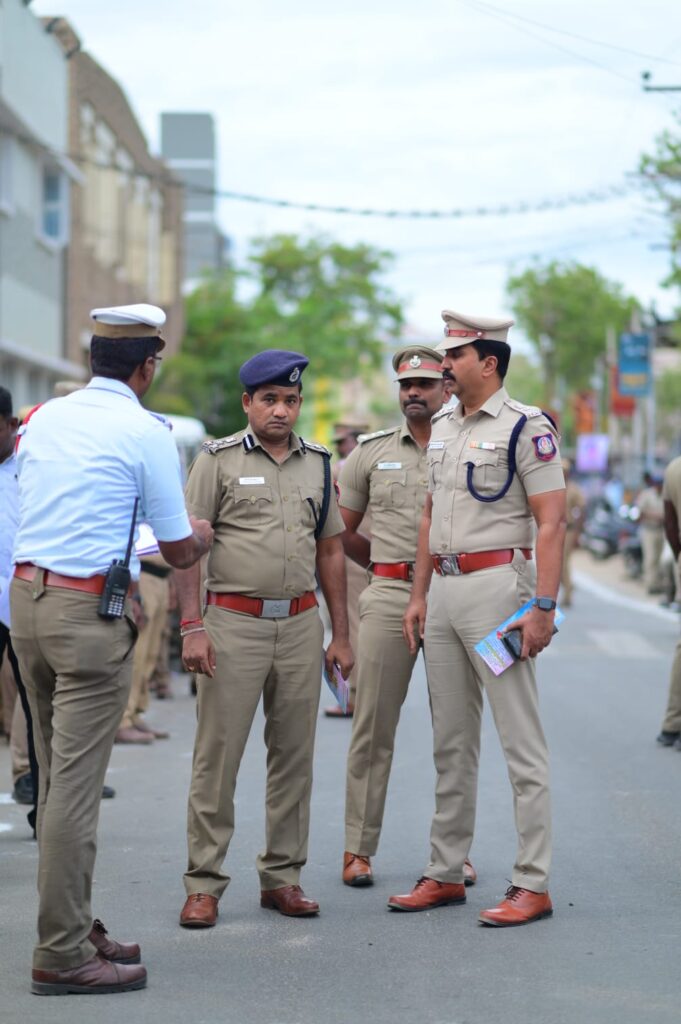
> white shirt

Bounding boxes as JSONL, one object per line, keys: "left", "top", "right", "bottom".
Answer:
{"left": 13, "top": 377, "right": 192, "bottom": 578}
{"left": 0, "top": 450, "right": 19, "bottom": 627}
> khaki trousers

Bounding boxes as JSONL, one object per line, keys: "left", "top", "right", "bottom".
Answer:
{"left": 661, "top": 560, "right": 681, "bottom": 732}
{"left": 345, "top": 559, "right": 368, "bottom": 705}
{"left": 184, "top": 603, "right": 324, "bottom": 897}
{"left": 423, "top": 553, "right": 551, "bottom": 892}
{"left": 10, "top": 575, "right": 136, "bottom": 970}
{"left": 344, "top": 577, "right": 417, "bottom": 854}
{"left": 120, "top": 571, "right": 169, "bottom": 729}
{"left": 641, "top": 527, "right": 664, "bottom": 592}
{"left": 560, "top": 528, "right": 578, "bottom": 605}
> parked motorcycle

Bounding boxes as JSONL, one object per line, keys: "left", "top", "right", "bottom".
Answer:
{"left": 581, "top": 498, "right": 638, "bottom": 561}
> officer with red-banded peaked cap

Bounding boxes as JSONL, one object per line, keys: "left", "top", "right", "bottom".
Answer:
{"left": 436, "top": 310, "right": 515, "bottom": 350}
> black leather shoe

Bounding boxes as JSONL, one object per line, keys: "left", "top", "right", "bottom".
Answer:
{"left": 13, "top": 773, "right": 34, "bottom": 806}
{"left": 101, "top": 785, "right": 116, "bottom": 799}
{"left": 656, "top": 731, "right": 680, "bottom": 747}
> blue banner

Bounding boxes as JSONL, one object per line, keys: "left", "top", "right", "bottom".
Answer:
{"left": 618, "top": 333, "right": 651, "bottom": 397}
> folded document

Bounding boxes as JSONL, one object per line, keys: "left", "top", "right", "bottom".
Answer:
{"left": 474, "top": 598, "right": 565, "bottom": 677}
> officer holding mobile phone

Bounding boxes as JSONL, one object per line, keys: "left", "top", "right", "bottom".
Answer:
{"left": 10, "top": 305, "right": 213, "bottom": 996}
{"left": 396, "top": 310, "right": 566, "bottom": 926}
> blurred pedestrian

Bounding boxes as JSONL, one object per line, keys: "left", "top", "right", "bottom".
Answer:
{"left": 324, "top": 420, "right": 369, "bottom": 718}
{"left": 397, "top": 309, "right": 566, "bottom": 926}
{"left": 176, "top": 349, "right": 353, "bottom": 928}
{"left": 638, "top": 472, "right": 665, "bottom": 594}
{"left": 10, "top": 304, "right": 213, "bottom": 996}
{"left": 561, "top": 458, "right": 586, "bottom": 607}
{"left": 655, "top": 455, "right": 681, "bottom": 750}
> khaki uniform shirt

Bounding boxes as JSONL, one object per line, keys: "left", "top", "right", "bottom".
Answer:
{"left": 638, "top": 485, "right": 664, "bottom": 530}
{"left": 185, "top": 427, "right": 343, "bottom": 598}
{"left": 338, "top": 423, "right": 428, "bottom": 563}
{"left": 427, "top": 387, "right": 564, "bottom": 553}
{"left": 662, "top": 456, "right": 681, "bottom": 546}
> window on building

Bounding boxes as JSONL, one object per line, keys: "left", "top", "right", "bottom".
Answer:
{"left": 39, "top": 164, "right": 69, "bottom": 247}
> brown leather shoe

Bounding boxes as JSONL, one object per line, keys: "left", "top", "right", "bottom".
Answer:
{"left": 478, "top": 886, "right": 553, "bottom": 927}
{"left": 324, "top": 705, "right": 354, "bottom": 718}
{"left": 260, "top": 885, "right": 320, "bottom": 916}
{"left": 31, "top": 954, "right": 147, "bottom": 995}
{"left": 89, "top": 919, "right": 140, "bottom": 964}
{"left": 179, "top": 893, "right": 218, "bottom": 928}
{"left": 387, "top": 876, "right": 466, "bottom": 912}
{"left": 114, "top": 726, "right": 153, "bottom": 745}
{"left": 342, "top": 852, "right": 373, "bottom": 887}
{"left": 463, "top": 858, "right": 477, "bottom": 886}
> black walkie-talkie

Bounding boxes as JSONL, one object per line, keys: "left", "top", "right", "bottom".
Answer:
{"left": 98, "top": 499, "right": 139, "bottom": 620}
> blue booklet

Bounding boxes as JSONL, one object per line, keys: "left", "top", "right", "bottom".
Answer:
{"left": 323, "top": 651, "right": 350, "bottom": 713}
{"left": 474, "top": 599, "right": 565, "bottom": 676}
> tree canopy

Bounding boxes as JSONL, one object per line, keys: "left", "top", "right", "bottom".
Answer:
{"left": 640, "top": 111, "right": 681, "bottom": 300}
{"left": 506, "top": 260, "right": 638, "bottom": 403}
{"left": 148, "top": 234, "right": 404, "bottom": 438}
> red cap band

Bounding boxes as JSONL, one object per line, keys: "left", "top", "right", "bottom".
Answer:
{"left": 397, "top": 360, "right": 443, "bottom": 375}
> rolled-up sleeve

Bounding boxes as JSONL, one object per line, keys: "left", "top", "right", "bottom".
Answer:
{"left": 137, "top": 426, "right": 192, "bottom": 541}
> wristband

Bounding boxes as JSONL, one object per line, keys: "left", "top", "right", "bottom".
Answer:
{"left": 180, "top": 617, "right": 203, "bottom": 628}
{"left": 180, "top": 625, "right": 206, "bottom": 638}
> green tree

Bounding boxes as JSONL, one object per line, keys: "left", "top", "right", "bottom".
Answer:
{"left": 656, "top": 364, "right": 681, "bottom": 444}
{"left": 506, "top": 260, "right": 638, "bottom": 404}
{"left": 148, "top": 234, "right": 403, "bottom": 438}
{"left": 640, "top": 112, "right": 681, "bottom": 299}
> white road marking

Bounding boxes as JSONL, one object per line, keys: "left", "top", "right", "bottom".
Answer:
{"left": 586, "top": 629, "right": 664, "bottom": 659}
{"left": 0, "top": 793, "right": 15, "bottom": 804}
{"left": 0, "top": 822, "right": 14, "bottom": 833}
{"left": 574, "top": 571, "right": 680, "bottom": 623}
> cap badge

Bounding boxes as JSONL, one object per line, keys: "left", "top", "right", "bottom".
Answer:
{"left": 409, "top": 354, "right": 422, "bottom": 368}
{"left": 289, "top": 367, "right": 301, "bottom": 383}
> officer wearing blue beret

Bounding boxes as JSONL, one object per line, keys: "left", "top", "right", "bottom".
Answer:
{"left": 176, "top": 349, "right": 354, "bottom": 925}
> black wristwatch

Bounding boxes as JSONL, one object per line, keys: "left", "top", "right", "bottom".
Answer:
{"left": 534, "top": 596, "right": 557, "bottom": 612}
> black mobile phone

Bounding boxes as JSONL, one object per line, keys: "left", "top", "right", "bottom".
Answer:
{"left": 501, "top": 625, "right": 558, "bottom": 660}
{"left": 97, "top": 560, "right": 131, "bottom": 620}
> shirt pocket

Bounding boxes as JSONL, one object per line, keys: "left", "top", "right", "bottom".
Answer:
{"left": 371, "top": 470, "right": 408, "bottom": 509}
{"left": 427, "top": 449, "right": 446, "bottom": 491}
{"left": 464, "top": 449, "right": 509, "bottom": 498}
{"left": 298, "top": 485, "right": 324, "bottom": 533}
{"left": 232, "top": 484, "right": 274, "bottom": 522}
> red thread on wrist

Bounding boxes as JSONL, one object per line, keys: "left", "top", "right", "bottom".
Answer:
{"left": 180, "top": 618, "right": 203, "bottom": 628}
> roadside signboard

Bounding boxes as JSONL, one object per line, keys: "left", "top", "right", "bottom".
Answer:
{"left": 618, "top": 333, "right": 651, "bottom": 397}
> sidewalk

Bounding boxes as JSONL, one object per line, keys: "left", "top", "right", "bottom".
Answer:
{"left": 571, "top": 548, "right": 680, "bottom": 621}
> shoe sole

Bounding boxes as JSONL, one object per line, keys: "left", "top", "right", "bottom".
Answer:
{"left": 478, "top": 908, "right": 553, "bottom": 927}
{"left": 179, "top": 918, "right": 217, "bottom": 928}
{"left": 261, "top": 903, "right": 319, "bottom": 917}
{"left": 344, "top": 875, "right": 373, "bottom": 888}
{"left": 31, "top": 976, "right": 147, "bottom": 995}
{"left": 110, "top": 955, "right": 141, "bottom": 964}
{"left": 387, "top": 896, "right": 466, "bottom": 912}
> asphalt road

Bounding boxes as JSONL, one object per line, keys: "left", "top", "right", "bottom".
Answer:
{"left": 1, "top": 569, "right": 680, "bottom": 1024}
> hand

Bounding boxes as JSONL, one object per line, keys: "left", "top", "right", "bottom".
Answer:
{"left": 504, "top": 606, "right": 555, "bottom": 660}
{"left": 130, "top": 599, "right": 147, "bottom": 631}
{"left": 182, "top": 629, "right": 217, "bottom": 678}
{"left": 190, "top": 515, "right": 214, "bottom": 550}
{"left": 403, "top": 597, "right": 427, "bottom": 655}
{"left": 326, "top": 638, "right": 354, "bottom": 680}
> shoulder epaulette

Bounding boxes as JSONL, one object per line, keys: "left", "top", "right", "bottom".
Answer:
{"left": 301, "top": 439, "right": 331, "bottom": 456}
{"left": 504, "top": 397, "right": 543, "bottom": 419}
{"left": 358, "top": 425, "right": 401, "bottom": 444}
{"left": 432, "top": 406, "right": 453, "bottom": 423}
{"left": 201, "top": 435, "right": 240, "bottom": 455}
{"left": 149, "top": 411, "right": 172, "bottom": 431}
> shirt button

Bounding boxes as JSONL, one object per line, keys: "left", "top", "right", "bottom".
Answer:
{"left": 287, "top": 526, "right": 293, "bottom": 532}
{"left": 283, "top": 495, "right": 289, "bottom": 502}
{"left": 250, "top": 496, "right": 256, "bottom": 504}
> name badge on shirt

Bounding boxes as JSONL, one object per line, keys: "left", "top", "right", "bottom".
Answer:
{"left": 239, "top": 476, "right": 266, "bottom": 485}
{"left": 427, "top": 441, "right": 445, "bottom": 450}
{"left": 377, "top": 462, "right": 402, "bottom": 470}
{"left": 469, "top": 441, "right": 496, "bottom": 451}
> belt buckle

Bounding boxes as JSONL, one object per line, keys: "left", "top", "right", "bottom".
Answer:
{"left": 260, "top": 598, "right": 292, "bottom": 619}
{"left": 441, "top": 555, "right": 461, "bottom": 576}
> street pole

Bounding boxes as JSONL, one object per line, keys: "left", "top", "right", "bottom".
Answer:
{"left": 641, "top": 72, "right": 681, "bottom": 92}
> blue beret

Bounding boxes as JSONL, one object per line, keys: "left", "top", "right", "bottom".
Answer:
{"left": 239, "top": 349, "right": 309, "bottom": 390}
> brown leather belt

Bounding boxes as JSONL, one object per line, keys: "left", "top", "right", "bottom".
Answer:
{"left": 14, "top": 562, "right": 108, "bottom": 595}
{"left": 371, "top": 562, "right": 414, "bottom": 582}
{"left": 432, "top": 548, "right": 532, "bottom": 576}
{"left": 206, "top": 590, "right": 318, "bottom": 619}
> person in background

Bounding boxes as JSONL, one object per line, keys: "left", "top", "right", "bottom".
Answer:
{"left": 655, "top": 455, "right": 681, "bottom": 750}
{"left": 560, "top": 458, "right": 586, "bottom": 608}
{"left": 325, "top": 420, "right": 369, "bottom": 719}
{"left": 637, "top": 472, "right": 665, "bottom": 594}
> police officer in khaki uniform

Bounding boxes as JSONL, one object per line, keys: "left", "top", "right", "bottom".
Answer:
{"left": 392, "top": 310, "right": 566, "bottom": 927}
{"left": 561, "top": 459, "right": 586, "bottom": 607}
{"left": 176, "top": 350, "right": 353, "bottom": 927}
{"left": 338, "top": 346, "right": 477, "bottom": 888}
{"left": 656, "top": 455, "right": 681, "bottom": 748}
{"left": 637, "top": 474, "right": 665, "bottom": 593}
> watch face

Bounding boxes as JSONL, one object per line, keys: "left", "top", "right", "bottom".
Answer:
{"left": 536, "top": 597, "right": 556, "bottom": 611}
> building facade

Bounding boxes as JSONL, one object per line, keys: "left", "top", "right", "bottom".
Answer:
{"left": 160, "top": 112, "right": 229, "bottom": 290}
{"left": 0, "top": 0, "right": 82, "bottom": 409}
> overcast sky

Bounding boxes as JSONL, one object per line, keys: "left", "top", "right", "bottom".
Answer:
{"left": 33, "top": 0, "right": 681, "bottom": 338}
